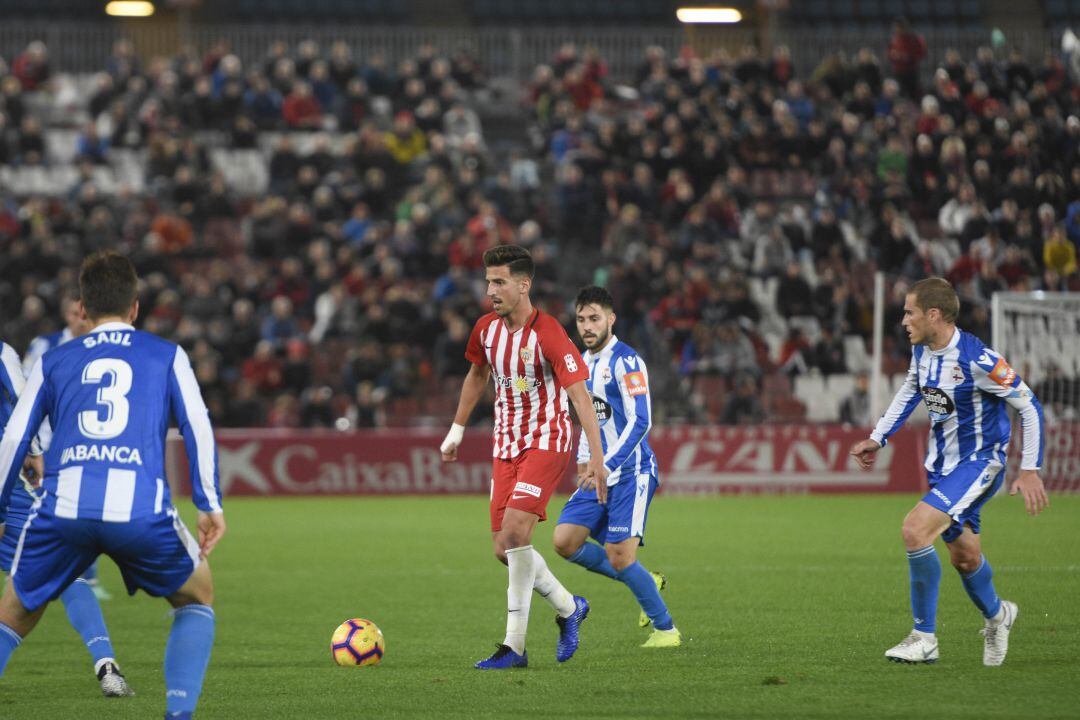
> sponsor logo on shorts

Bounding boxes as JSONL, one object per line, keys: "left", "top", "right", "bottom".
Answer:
{"left": 931, "top": 487, "right": 952, "bottom": 506}
{"left": 608, "top": 526, "right": 630, "bottom": 533}
{"left": 512, "top": 481, "right": 542, "bottom": 498}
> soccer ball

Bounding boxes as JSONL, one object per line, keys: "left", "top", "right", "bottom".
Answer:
{"left": 331, "top": 618, "right": 385, "bottom": 667}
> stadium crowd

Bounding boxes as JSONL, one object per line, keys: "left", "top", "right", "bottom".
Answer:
{"left": 0, "top": 32, "right": 1078, "bottom": 427}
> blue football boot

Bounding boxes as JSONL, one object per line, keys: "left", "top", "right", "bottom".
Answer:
{"left": 555, "top": 595, "right": 590, "bottom": 662}
{"left": 475, "top": 644, "right": 528, "bottom": 670}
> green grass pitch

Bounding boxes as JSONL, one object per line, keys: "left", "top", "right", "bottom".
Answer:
{"left": 2, "top": 494, "right": 1078, "bottom": 719}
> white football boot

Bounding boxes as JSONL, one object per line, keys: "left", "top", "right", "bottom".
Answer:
{"left": 885, "top": 631, "right": 939, "bottom": 664}
{"left": 97, "top": 661, "right": 135, "bottom": 697}
{"left": 981, "top": 600, "right": 1018, "bottom": 667}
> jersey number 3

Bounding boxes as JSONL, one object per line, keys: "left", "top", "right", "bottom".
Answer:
{"left": 79, "top": 358, "right": 133, "bottom": 440}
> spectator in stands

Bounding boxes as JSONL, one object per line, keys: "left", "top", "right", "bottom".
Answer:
{"left": 1043, "top": 226, "right": 1078, "bottom": 278}
{"left": 776, "top": 262, "right": 813, "bottom": 318}
{"left": 283, "top": 81, "right": 322, "bottom": 129}
{"left": 12, "top": 41, "right": 50, "bottom": 92}
{"left": 720, "top": 374, "right": 765, "bottom": 425}
{"left": 384, "top": 110, "right": 427, "bottom": 165}
{"left": 839, "top": 372, "right": 872, "bottom": 426}
{"left": 887, "top": 17, "right": 926, "bottom": 100}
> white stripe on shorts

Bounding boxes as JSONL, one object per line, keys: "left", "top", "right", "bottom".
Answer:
{"left": 949, "top": 462, "right": 1003, "bottom": 518}
{"left": 630, "top": 473, "right": 650, "bottom": 537}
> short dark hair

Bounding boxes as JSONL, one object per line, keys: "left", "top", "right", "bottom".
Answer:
{"left": 79, "top": 251, "right": 138, "bottom": 319}
{"left": 575, "top": 285, "right": 614, "bottom": 312}
{"left": 909, "top": 277, "right": 959, "bottom": 323}
{"left": 482, "top": 244, "right": 534, "bottom": 279}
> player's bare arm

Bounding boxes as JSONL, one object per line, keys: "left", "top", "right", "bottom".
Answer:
{"left": 441, "top": 361, "right": 490, "bottom": 462}
{"left": 566, "top": 380, "right": 608, "bottom": 504}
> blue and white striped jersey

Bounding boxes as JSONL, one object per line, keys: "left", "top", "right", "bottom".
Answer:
{"left": 0, "top": 322, "right": 222, "bottom": 524}
{"left": 871, "top": 328, "right": 1044, "bottom": 476}
{"left": 22, "top": 328, "right": 73, "bottom": 378}
{"left": 576, "top": 336, "right": 658, "bottom": 485}
{"left": 0, "top": 342, "right": 25, "bottom": 435}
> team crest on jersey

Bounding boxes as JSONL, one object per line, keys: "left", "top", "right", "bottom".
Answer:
{"left": 600, "top": 366, "right": 612, "bottom": 383}
{"left": 952, "top": 365, "right": 964, "bottom": 383}
{"left": 989, "top": 358, "right": 1016, "bottom": 388}
{"left": 624, "top": 371, "right": 648, "bottom": 396}
{"left": 519, "top": 347, "right": 533, "bottom": 364}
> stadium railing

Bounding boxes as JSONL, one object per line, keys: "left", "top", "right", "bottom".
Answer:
{"left": 0, "top": 23, "right": 1065, "bottom": 83}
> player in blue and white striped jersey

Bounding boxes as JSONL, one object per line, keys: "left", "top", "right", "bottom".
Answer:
{"left": 21, "top": 293, "right": 84, "bottom": 377}
{"left": 20, "top": 295, "right": 115, "bottom": 601}
{"left": 1, "top": 339, "right": 133, "bottom": 696}
{"left": 553, "top": 287, "right": 679, "bottom": 648}
{"left": 850, "top": 278, "right": 1048, "bottom": 668}
{"left": 0, "top": 252, "right": 226, "bottom": 720}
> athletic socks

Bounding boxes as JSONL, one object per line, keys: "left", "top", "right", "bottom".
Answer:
{"left": 164, "top": 604, "right": 216, "bottom": 716}
{"left": 567, "top": 544, "right": 674, "bottom": 630}
{"left": 60, "top": 578, "right": 116, "bottom": 667}
{"left": 616, "top": 561, "right": 674, "bottom": 631}
{"left": 0, "top": 621, "right": 21, "bottom": 677}
{"left": 961, "top": 555, "right": 1002, "bottom": 620}
{"left": 531, "top": 549, "right": 576, "bottom": 618}
{"left": 907, "top": 545, "right": 942, "bottom": 633}
{"left": 503, "top": 546, "right": 535, "bottom": 655}
{"left": 566, "top": 541, "right": 618, "bottom": 579}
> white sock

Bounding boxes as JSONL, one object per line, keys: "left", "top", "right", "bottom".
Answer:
{"left": 989, "top": 604, "right": 1007, "bottom": 624}
{"left": 503, "top": 545, "right": 535, "bottom": 654}
{"left": 531, "top": 549, "right": 576, "bottom": 618}
{"left": 94, "top": 657, "right": 116, "bottom": 674}
{"left": 913, "top": 629, "right": 936, "bottom": 640}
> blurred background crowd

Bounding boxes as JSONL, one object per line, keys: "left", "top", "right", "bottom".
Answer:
{"left": 1, "top": 19, "right": 1078, "bottom": 429}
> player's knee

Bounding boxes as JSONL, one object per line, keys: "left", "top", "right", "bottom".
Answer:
{"left": 950, "top": 552, "right": 981, "bottom": 575}
{"left": 606, "top": 547, "right": 634, "bottom": 572}
{"left": 900, "top": 518, "right": 929, "bottom": 548}
{"left": 493, "top": 546, "right": 509, "bottom": 565}
{"left": 552, "top": 530, "right": 581, "bottom": 559}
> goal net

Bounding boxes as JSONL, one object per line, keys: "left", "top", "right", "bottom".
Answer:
{"left": 992, "top": 292, "right": 1080, "bottom": 493}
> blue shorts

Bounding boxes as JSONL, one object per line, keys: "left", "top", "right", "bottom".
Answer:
{"left": 0, "top": 483, "right": 39, "bottom": 573}
{"left": 557, "top": 472, "right": 658, "bottom": 546}
{"left": 922, "top": 459, "right": 1005, "bottom": 544}
{"left": 9, "top": 507, "right": 200, "bottom": 611}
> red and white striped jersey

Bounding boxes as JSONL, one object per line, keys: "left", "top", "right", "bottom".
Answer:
{"left": 466, "top": 308, "right": 589, "bottom": 459}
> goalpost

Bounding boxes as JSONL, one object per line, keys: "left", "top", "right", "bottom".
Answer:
{"left": 991, "top": 292, "right": 1080, "bottom": 493}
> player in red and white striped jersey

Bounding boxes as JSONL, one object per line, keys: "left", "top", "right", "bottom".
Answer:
{"left": 441, "top": 245, "right": 607, "bottom": 669}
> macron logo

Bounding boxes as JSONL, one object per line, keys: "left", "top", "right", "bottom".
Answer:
{"left": 976, "top": 352, "right": 996, "bottom": 369}
{"left": 931, "top": 488, "right": 952, "bottom": 507}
